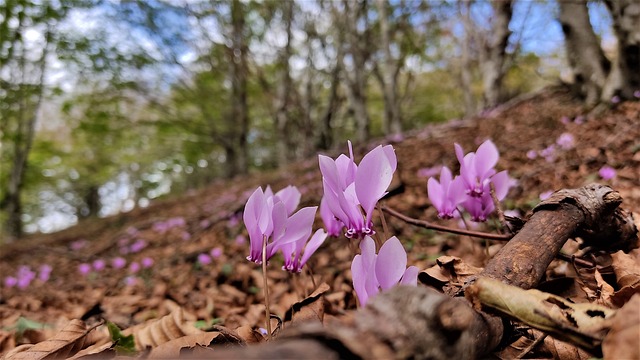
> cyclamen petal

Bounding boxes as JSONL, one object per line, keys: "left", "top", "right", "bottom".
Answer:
{"left": 297, "top": 229, "right": 328, "bottom": 271}
{"left": 400, "top": 266, "right": 419, "bottom": 286}
{"left": 474, "top": 140, "right": 499, "bottom": 179}
{"left": 275, "top": 186, "right": 301, "bottom": 216}
{"left": 320, "top": 197, "right": 343, "bottom": 237}
{"left": 375, "top": 237, "right": 407, "bottom": 290}
{"left": 355, "top": 146, "right": 396, "bottom": 228}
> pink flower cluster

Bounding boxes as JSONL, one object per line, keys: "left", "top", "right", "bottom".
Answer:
{"left": 4, "top": 265, "right": 52, "bottom": 289}
{"left": 428, "top": 140, "right": 510, "bottom": 222}
{"left": 152, "top": 217, "right": 186, "bottom": 234}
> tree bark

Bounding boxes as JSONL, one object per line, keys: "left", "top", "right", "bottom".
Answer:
{"left": 558, "top": 0, "right": 610, "bottom": 106}
{"left": 228, "top": 0, "right": 249, "bottom": 177}
{"left": 274, "top": 1, "right": 294, "bottom": 166}
{"left": 375, "top": 0, "right": 402, "bottom": 135}
{"left": 480, "top": 0, "right": 513, "bottom": 109}
{"left": 200, "top": 184, "right": 637, "bottom": 359}
{"left": 602, "top": 0, "right": 640, "bottom": 101}
{"left": 459, "top": 0, "right": 476, "bottom": 117}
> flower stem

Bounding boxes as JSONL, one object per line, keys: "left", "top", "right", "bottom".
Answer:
{"left": 262, "top": 235, "right": 272, "bottom": 340}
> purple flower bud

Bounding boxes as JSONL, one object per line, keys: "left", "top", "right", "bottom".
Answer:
{"left": 598, "top": 165, "right": 617, "bottom": 180}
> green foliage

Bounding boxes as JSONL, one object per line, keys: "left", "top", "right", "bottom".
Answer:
{"left": 106, "top": 321, "right": 136, "bottom": 355}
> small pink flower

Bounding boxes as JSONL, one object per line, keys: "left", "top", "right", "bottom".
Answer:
{"left": 93, "top": 259, "right": 106, "bottom": 271}
{"left": 200, "top": 219, "right": 211, "bottom": 229}
{"left": 210, "top": 247, "right": 223, "bottom": 259}
{"left": 611, "top": 96, "right": 621, "bottom": 104}
{"left": 38, "top": 264, "right": 52, "bottom": 282}
{"left": 70, "top": 239, "right": 88, "bottom": 251}
{"left": 598, "top": 165, "right": 617, "bottom": 180}
{"left": 141, "top": 257, "right": 154, "bottom": 268}
{"left": 556, "top": 133, "right": 575, "bottom": 150}
{"left": 526, "top": 150, "right": 537, "bottom": 159}
{"left": 198, "top": 253, "right": 212, "bottom": 265}
{"left": 560, "top": 116, "right": 570, "bottom": 125}
{"left": 129, "top": 262, "right": 141, "bottom": 273}
{"left": 112, "top": 257, "right": 126, "bottom": 269}
{"left": 124, "top": 276, "right": 138, "bottom": 286}
{"left": 4, "top": 276, "right": 18, "bottom": 288}
{"left": 235, "top": 235, "right": 246, "bottom": 245}
{"left": 129, "top": 239, "right": 147, "bottom": 253}
{"left": 78, "top": 263, "right": 92, "bottom": 276}
{"left": 180, "top": 231, "right": 191, "bottom": 241}
{"left": 633, "top": 90, "right": 640, "bottom": 98}
{"left": 574, "top": 115, "right": 585, "bottom": 125}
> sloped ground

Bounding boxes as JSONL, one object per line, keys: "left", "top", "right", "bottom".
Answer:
{"left": 1, "top": 86, "right": 639, "bottom": 358}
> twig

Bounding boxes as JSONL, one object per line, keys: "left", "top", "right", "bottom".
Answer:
{"left": 262, "top": 235, "right": 272, "bottom": 340}
{"left": 381, "top": 206, "right": 512, "bottom": 241}
{"left": 489, "top": 182, "right": 508, "bottom": 235}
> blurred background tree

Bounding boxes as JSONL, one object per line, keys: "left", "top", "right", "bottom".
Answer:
{"left": 0, "top": 0, "right": 636, "bottom": 241}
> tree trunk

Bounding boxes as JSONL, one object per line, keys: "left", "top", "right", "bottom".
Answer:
{"left": 602, "top": 0, "right": 640, "bottom": 101}
{"left": 203, "top": 185, "right": 636, "bottom": 359}
{"left": 274, "top": 1, "right": 294, "bottom": 166}
{"left": 481, "top": 0, "right": 513, "bottom": 109}
{"left": 558, "top": 0, "right": 610, "bottom": 106}
{"left": 228, "top": 0, "right": 249, "bottom": 177}
{"left": 459, "top": 0, "right": 476, "bottom": 117}
{"left": 375, "top": 0, "right": 402, "bottom": 135}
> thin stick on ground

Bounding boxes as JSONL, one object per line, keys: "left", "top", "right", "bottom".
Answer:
{"left": 489, "top": 182, "right": 508, "bottom": 235}
{"left": 382, "top": 205, "right": 512, "bottom": 241}
{"left": 262, "top": 235, "right": 272, "bottom": 340}
{"left": 514, "top": 333, "right": 547, "bottom": 359}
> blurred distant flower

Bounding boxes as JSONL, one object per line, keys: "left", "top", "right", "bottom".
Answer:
{"left": 126, "top": 227, "right": 138, "bottom": 236}
{"left": 200, "top": 219, "right": 211, "bottom": 229}
{"left": 38, "top": 264, "right": 52, "bottom": 282}
{"left": 112, "top": 257, "right": 126, "bottom": 269}
{"left": 560, "top": 116, "right": 570, "bottom": 125}
{"left": 4, "top": 276, "right": 18, "bottom": 288}
{"left": 141, "top": 257, "right": 154, "bottom": 268}
{"left": 227, "top": 215, "right": 239, "bottom": 228}
{"left": 634, "top": 90, "right": 640, "bottom": 98}
{"left": 611, "top": 95, "right": 621, "bottom": 104}
{"left": 210, "top": 247, "right": 223, "bottom": 259}
{"left": 78, "top": 263, "right": 92, "bottom": 276}
{"left": 574, "top": 115, "right": 585, "bottom": 125}
{"left": 180, "top": 231, "right": 191, "bottom": 241}
{"left": 599, "top": 165, "right": 617, "bottom": 180}
{"left": 539, "top": 145, "right": 556, "bottom": 163}
{"left": 124, "top": 276, "right": 138, "bottom": 286}
{"left": 16, "top": 266, "right": 35, "bottom": 289}
{"left": 92, "top": 259, "right": 106, "bottom": 271}
{"left": 556, "top": 133, "right": 575, "bottom": 150}
{"left": 129, "top": 262, "right": 141, "bottom": 273}
{"left": 526, "top": 150, "right": 538, "bottom": 159}
{"left": 235, "top": 235, "right": 247, "bottom": 246}
{"left": 70, "top": 239, "right": 88, "bottom": 251}
{"left": 129, "top": 239, "right": 147, "bottom": 253}
{"left": 540, "top": 190, "right": 553, "bottom": 200}
{"left": 198, "top": 253, "right": 212, "bottom": 265}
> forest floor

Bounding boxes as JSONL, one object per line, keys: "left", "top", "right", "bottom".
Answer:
{"left": 1, "top": 86, "right": 639, "bottom": 359}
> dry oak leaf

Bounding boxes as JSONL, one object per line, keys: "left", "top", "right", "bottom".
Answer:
{"left": 283, "top": 283, "right": 330, "bottom": 326}
{"left": 4, "top": 319, "right": 93, "bottom": 360}
{"left": 122, "top": 308, "right": 202, "bottom": 351}
{"left": 419, "top": 256, "right": 482, "bottom": 291}
{"left": 610, "top": 249, "right": 640, "bottom": 307}
{"left": 602, "top": 294, "right": 640, "bottom": 360}
{"left": 147, "top": 329, "right": 245, "bottom": 359}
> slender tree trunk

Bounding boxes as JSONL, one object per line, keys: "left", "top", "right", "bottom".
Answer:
{"left": 459, "top": 0, "right": 475, "bottom": 117}
{"left": 229, "top": 0, "right": 249, "bottom": 177}
{"left": 602, "top": 0, "right": 640, "bottom": 101}
{"left": 375, "top": 0, "right": 402, "bottom": 135}
{"left": 275, "top": 1, "right": 294, "bottom": 166}
{"left": 481, "top": 0, "right": 513, "bottom": 109}
{"left": 558, "top": 0, "right": 610, "bottom": 106}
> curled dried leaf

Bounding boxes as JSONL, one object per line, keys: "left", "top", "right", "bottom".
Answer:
{"left": 123, "top": 308, "right": 202, "bottom": 351}
{"left": 5, "top": 319, "right": 92, "bottom": 360}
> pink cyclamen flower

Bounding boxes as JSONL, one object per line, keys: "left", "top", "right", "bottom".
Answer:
{"left": 454, "top": 140, "right": 499, "bottom": 198}
{"left": 461, "top": 171, "right": 510, "bottom": 222}
{"left": 243, "top": 185, "right": 316, "bottom": 264}
{"left": 129, "top": 239, "right": 147, "bottom": 253}
{"left": 633, "top": 90, "right": 640, "bottom": 98}
{"left": 210, "top": 247, "right": 223, "bottom": 259}
{"left": 320, "top": 197, "right": 343, "bottom": 237}
{"left": 197, "top": 253, "right": 212, "bottom": 265}
{"left": 112, "top": 257, "right": 127, "bottom": 269}
{"left": 351, "top": 236, "right": 418, "bottom": 307}
{"left": 38, "top": 264, "right": 52, "bottom": 282}
{"left": 427, "top": 166, "right": 466, "bottom": 219}
{"left": 598, "top": 165, "right": 617, "bottom": 180}
{"left": 320, "top": 141, "right": 397, "bottom": 238}
{"left": 556, "top": 133, "right": 575, "bottom": 150}
{"left": 129, "top": 262, "right": 141, "bottom": 273}
{"left": 526, "top": 150, "right": 537, "bottom": 159}
{"left": 141, "top": 257, "right": 154, "bottom": 268}
{"left": 78, "top": 263, "right": 92, "bottom": 276}
{"left": 15, "top": 266, "right": 35, "bottom": 289}
{"left": 276, "top": 229, "right": 328, "bottom": 273}
{"left": 92, "top": 259, "right": 106, "bottom": 271}
{"left": 4, "top": 276, "right": 18, "bottom": 288}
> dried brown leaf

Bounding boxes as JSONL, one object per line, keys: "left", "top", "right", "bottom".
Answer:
{"left": 284, "top": 283, "right": 330, "bottom": 326}
{"left": 147, "top": 332, "right": 224, "bottom": 359}
{"left": 419, "top": 256, "right": 482, "bottom": 291}
{"left": 122, "top": 308, "right": 202, "bottom": 351}
{"left": 5, "top": 319, "right": 91, "bottom": 360}
{"left": 602, "top": 294, "right": 640, "bottom": 360}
